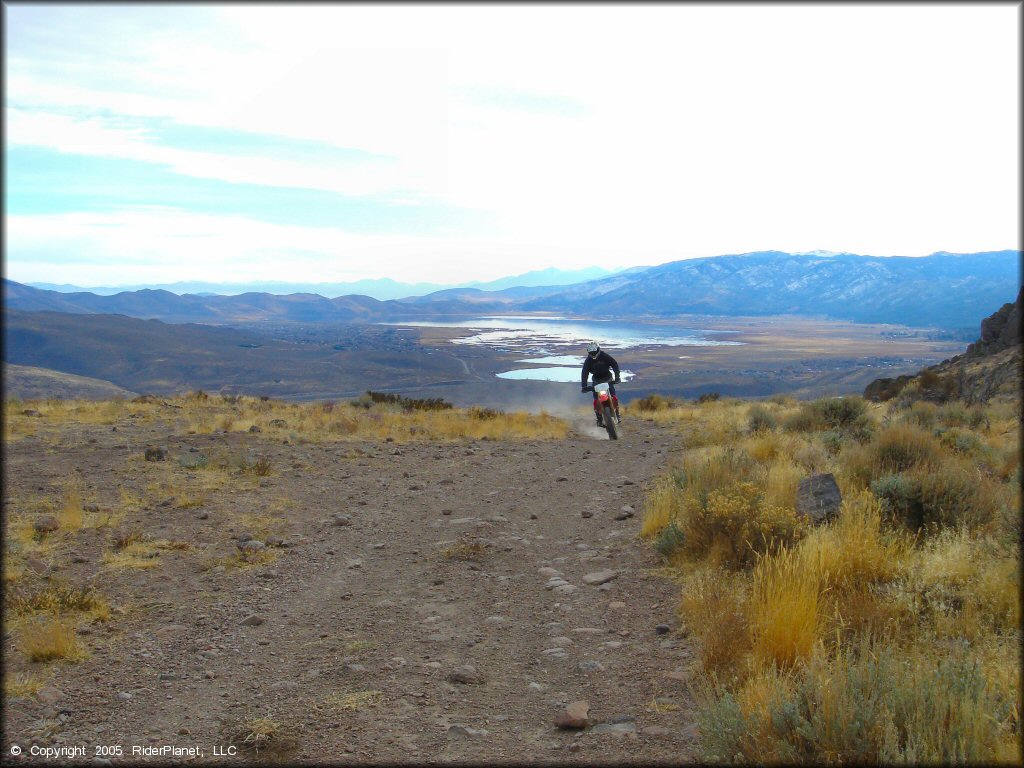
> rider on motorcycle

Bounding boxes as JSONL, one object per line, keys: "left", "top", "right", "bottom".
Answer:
{"left": 581, "top": 341, "right": 622, "bottom": 425}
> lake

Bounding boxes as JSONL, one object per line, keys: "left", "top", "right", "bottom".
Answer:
{"left": 385, "top": 315, "right": 742, "bottom": 381}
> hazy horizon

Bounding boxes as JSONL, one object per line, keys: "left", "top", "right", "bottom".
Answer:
{"left": 5, "top": 4, "right": 1019, "bottom": 287}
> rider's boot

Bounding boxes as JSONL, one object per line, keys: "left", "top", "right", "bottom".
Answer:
{"left": 594, "top": 402, "right": 603, "bottom": 427}
{"left": 615, "top": 407, "right": 622, "bottom": 424}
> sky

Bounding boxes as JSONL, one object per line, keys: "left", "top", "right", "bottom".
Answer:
{"left": 3, "top": 3, "right": 1020, "bottom": 287}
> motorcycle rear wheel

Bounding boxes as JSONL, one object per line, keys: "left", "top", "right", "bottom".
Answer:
{"left": 603, "top": 404, "right": 618, "bottom": 440}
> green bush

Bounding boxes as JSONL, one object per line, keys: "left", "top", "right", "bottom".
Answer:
{"left": 821, "top": 430, "right": 846, "bottom": 455}
{"left": 782, "top": 407, "right": 821, "bottom": 433}
{"left": 363, "top": 391, "right": 452, "bottom": 411}
{"left": 697, "top": 392, "right": 721, "bottom": 404}
{"left": 903, "top": 401, "right": 938, "bottom": 429}
{"left": 871, "top": 424, "right": 942, "bottom": 474}
{"left": 697, "top": 644, "right": 1017, "bottom": 764}
{"left": 815, "top": 397, "right": 868, "bottom": 429}
{"left": 870, "top": 473, "right": 923, "bottom": 528}
{"left": 633, "top": 394, "right": 676, "bottom": 411}
{"left": 935, "top": 427, "right": 984, "bottom": 457}
{"left": 871, "top": 467, "right": 998, "bottom": 532}
{"left": 177, "top": 452, "right": 209, "bottom": 470}
{"left": 747, "top": 405, "right": 778, "bottom": 434}
{"left": 916, "top": 466, "right": 997, "bottom": 531}
{"left": 654, "top": 521, "right": 686, "bottom": 560}
{"left": 682, "top": 481, "right": 805, "bottom": 569}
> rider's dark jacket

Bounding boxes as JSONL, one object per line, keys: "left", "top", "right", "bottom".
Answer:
{"left": 581, "top": 350, "right": 620, "bottom": 389}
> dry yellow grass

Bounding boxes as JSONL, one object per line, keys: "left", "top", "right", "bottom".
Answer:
{"left": 58, "top": 479, "right": 84, "bottom": 531}
{"left": 102, "top": 538, "right": 164, "bottom": 569}
{"left": 639, "top": 393, "right": 1021, "bottom": 762}
{"left": 749, "top": 546, "right": 822, "bottom": 669}
{"left": 678, "top": 566, "right": 751, "bottom": 678}
{"left": 4, "top": 671, "right": 48, "bottom": 699}
{"left": 18, "top": 615, "right": 88, "bottom": 662}
{"left": 640, "top": 474, "right": 679, "bottom": 538}
{"left": 225, "top": 715, "right": 298, "bottom": 757}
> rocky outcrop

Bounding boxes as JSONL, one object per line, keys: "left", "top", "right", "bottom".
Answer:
{"left": 864, "top": 287, "right": 1022, "bottom": 404}
{"left": 964, "top": 288, "right": 1021, "bottom": 358}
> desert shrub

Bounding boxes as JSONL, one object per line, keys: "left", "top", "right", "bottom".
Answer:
{"left": 680, "top": 568, "right": 751, "bottom": 678}
{"left": 915, "top": 465, "right": 998, "bottom": 531}
{"left": 248, "top": 455, "right": 273, "bottom": 477}
{"left": 178, "top": 452, "right": 209, "bottom": 469}
{"left": 745, "top": 433, "right": 780, "bottom": 463}
{"left": 327, "top": 414, "right": 359, "bottom": 434}
{"left": 815, "top": 396, "right": 868, "bottom": 429}
{"left": 365, "top": 391, "right": 452, "bottom": 411}
{"left": 935, "top": 427, "right": 984, "bottom": 457}
{"left": 682, "top": 482, "right": 806, "bottom": 570}
{"left": 871, "top": 423, "right": 942, "bottom": 474}
{"left": 917, "top": 368, "right": 960, "bottom": 403}
{"left": 747, "top": 405, "right": 778, "bottom": 434}
{"left": 468, "top": 406, "right": 499, "bottom": 420}
{"left": 902, "top": 400, "right": 938, "bottom": 429}
{"left": 696, "top": 392, "right": 721, "bottom": 404}
{"left": 654, "top": 520, "right": 686, "bottom": 560}
{"left": 783, "top": 397, "right": 870, "bottom": 435}
{"left": 6, "top": 579, "right": 109, "bottom": 617}
{"left": 820, "top": 429, "right": 845, "bottom": 455}
{"left": 673, "top": 447, "right": 757, "bottom": 496}
{"left": 633, "top": 394, "right": 675, "bottom": 412}
{"left": 871, "top": 473, "right": 924, "bottom": 528}
{"left": 698, "top": 640, "right": 1019, "bottom": 764}
{"left": 872, "top": 465, "right": 998, "bottom": 532}
{"left": 224, "top": 716, "right": 298, "bottom": 758}
{"left": 187, "top": 389, "right": 209, "bottom": 401}
{"left": 782, "top": 406, "right": 823, "bottom": 433}
{"left": 792, "top": 440, "right": 829, "bottom": 473}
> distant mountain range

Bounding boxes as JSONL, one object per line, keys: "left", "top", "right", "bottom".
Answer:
{"left": 5, "top": 250, "right": 1020, "bottom": 330}
{"left": 24, "top": 266, "right": 622, "bottom": 301}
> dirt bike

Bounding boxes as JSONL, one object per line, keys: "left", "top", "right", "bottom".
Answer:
{"left": 584, "top": 380, "right": 621, "bottom": 440}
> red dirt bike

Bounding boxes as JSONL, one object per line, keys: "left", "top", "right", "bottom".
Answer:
{"left": 584, "top": 380, "right": 621, "bottom": 440}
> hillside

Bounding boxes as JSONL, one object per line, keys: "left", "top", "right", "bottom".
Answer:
{"left": 522, "top": 250, "right": 1021, "bottom": 329}
{"left": 1, "top": 310, "right": 465, "bottom": 397}
{"left": 864, "top": 286, "right": 1022, "bottom": 404}
{"left": 6, "top": 250, "right": 1020, "bottom": 329}
{"left": 3, "top": 364, "right": 138, "bottom": 401}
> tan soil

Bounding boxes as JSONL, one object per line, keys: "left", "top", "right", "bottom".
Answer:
{"left": 3, "top": 412, "right": 701, "bottom": 764}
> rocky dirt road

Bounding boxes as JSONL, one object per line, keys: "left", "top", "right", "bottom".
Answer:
{"left": 4, "top": 412, "right": 700, "bottom": 764}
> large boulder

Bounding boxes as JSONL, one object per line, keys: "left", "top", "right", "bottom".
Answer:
{"left": 796, "top": 473, "right": 842, "bottom": 526}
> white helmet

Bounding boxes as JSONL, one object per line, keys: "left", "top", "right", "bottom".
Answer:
{"left": 587, "top": 341, "right": 600, "bottom": 355}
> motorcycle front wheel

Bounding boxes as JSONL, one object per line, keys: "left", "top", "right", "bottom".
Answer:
{"left": 603, "top": 404, "right": 618, "bottom": 440}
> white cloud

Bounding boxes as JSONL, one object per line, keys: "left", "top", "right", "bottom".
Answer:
{"left": 5, "top": 208, "right": 642, "bottom": 285}
{"left": 5, "top": 3, "right": 1019, "bottom": 285}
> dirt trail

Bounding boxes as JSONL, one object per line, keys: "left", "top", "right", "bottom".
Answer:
{"left": 4, "top": 414, "right": 700, "bottom": 764}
